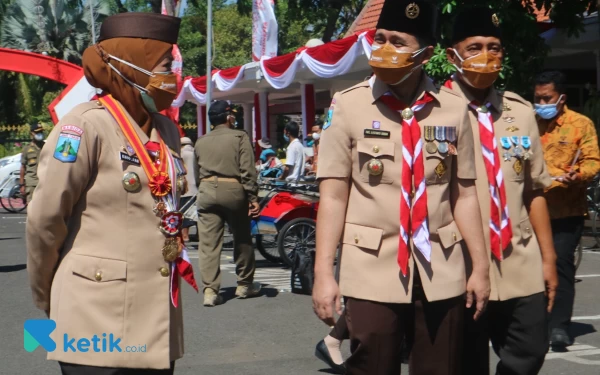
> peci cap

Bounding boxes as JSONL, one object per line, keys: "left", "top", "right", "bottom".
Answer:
{"left": 98, "top": 12, "right": 181, "bottom": 44}
{"left": 376, "top": 0, "right": 439, "bottom": 43}
{"left": 451, "top": 7, "right": 502, "bottom": 45}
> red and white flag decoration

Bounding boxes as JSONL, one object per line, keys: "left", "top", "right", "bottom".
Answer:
{"left": 252, "top": 0, "right": 278, "bottom": 61}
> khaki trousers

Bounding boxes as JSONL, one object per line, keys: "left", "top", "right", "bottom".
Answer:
{"left": 197, "top": 180, "right": 255, "bottom": 292}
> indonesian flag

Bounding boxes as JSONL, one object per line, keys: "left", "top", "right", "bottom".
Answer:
{"left": 161, "top": 0, "right": 185, "bottom": 137}
{"left": 170, "top": 247, "right": 199, "bottom": 307}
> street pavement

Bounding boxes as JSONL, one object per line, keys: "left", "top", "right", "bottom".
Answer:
{"left": 2, "top": 209, "right": 600, "bottom": 374}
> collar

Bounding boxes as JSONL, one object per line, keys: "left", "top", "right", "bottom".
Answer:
{"left": 539, "top": 105, "right": 570, "bottom": 133}
{"left": 452, "top": 77, "right": 502, "bottom": 112}
{"left": 371, "top": 73, "right": 440, "bottom": 106}
{"left": 555, "top": 105, "right": 571, "bottom": 127}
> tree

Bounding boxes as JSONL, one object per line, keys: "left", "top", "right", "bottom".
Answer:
{"left": 1, "top": 0, "right": 110, "bottom": 64}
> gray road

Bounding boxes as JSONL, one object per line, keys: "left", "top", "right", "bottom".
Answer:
{"left": 1, "top": 210, "right": 600, "bottom": 375}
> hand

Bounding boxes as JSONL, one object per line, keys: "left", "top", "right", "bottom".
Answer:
{"left": 466, "top": 269, "right": 490, "bottom": 321}
{"left": 563, "top": 171, "right": 581, "bottom": 184}
{"left": 543, "top": 260, "right": 558, "bottom": 313}
{"left": 248, "top": 202, "right": 260, "bottom": 218}
{"left": 312, "top": 274, "right": 342, "bottom": 326}
{"left": 20, "top": 185, "right": 26, "bottom": 197}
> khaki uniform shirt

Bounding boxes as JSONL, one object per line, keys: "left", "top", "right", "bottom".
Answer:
{"left": 20, "top": 142, "right": 41, "bottom": 187}
{"left": 27, "top": 101, "right": 184, "bottom": 369}
{"left": 317, "top": 75, "right": 476, "bottom": 304}
{"left": 194, "top": 126, "right": 258, "bottom": 202}
{"left": 451, "top": 79, "right": 552, "bottom": 301}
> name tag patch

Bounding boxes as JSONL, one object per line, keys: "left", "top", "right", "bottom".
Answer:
{"left": 120, "top": 152, "right": 141, "bottom": 166}
{"left": 364, "top": 129, "right": 390, "bottom": 138}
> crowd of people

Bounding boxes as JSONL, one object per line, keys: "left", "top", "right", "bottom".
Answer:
{"left": 20, "top": 2, "right": 600, "bottom": 375}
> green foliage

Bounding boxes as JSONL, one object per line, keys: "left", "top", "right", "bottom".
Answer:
{"left": 1, "top": 0, "right": 110, "bottom": 64}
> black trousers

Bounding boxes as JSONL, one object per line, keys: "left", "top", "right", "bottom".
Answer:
{"left": 462, "top": 293, "right": 549, "bottom": 375}
{"left": 59, "top": 362, "right": 175, "bottom": 375}
{"left": 549, "top": 216, "right": 584, "bottom": 333}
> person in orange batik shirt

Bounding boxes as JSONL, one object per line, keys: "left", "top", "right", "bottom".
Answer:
{"left": 535, "top": 70, "right": 600, "bottom": 349}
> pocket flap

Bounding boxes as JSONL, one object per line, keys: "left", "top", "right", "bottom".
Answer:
{"left": 342, "top": 223, "right": 383, "bottom": 251}
{"left": 70, "top": 254, "right": 127, "bottom": 282}
{"left": 519, "top": 217, "right": 533, "bottom": 240}
{"left": 436, "top": 221, "right": 463, "bottom": 249}
{"left": 357, "top": 139, "right": 395, "bottom": 158}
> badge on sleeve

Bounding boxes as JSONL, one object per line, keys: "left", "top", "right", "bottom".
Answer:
{"left": 54, "top": 125, "right": 83, "bottom": 163}
{"left": 323, "top": 107, "right": 334, "bottom": 130}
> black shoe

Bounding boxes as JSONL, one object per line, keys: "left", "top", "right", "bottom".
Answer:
{"left": 315, "top": 339, "right": 346, "bottom": 374}
{"left": 550, "top": 328, "right": 573, "bottom": 349}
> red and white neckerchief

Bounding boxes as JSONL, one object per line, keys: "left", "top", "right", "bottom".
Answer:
{"left": 372, "top": 78, "right": 434, "bottom": 276}
{"left": 445, "top": 79, "right": 512, "bottom": 260}
{"left": 159, "top": 143, "right": 199, "bottom": 307}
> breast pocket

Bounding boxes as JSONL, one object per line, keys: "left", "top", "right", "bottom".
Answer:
{"left": 425, "top": 154, "right": 453, "bottom": 185}
{"left": 357, "top": 138, "right": 396, "bottom": 185}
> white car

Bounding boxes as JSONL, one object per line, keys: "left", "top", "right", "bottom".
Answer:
{"left": 0, "top": 154, "right": 21, "bottom": 197}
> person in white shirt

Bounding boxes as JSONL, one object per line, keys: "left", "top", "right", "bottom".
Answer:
{"left": 281, "top": 121, "right": 305, "bottom": 182}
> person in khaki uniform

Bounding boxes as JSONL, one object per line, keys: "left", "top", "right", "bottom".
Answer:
{"left": 312, "top": 1, "right": 490, "bottom": 374}
{"left": 26, "top": 13, "right": 198, "bottom": 375}
{"left": 444, "top": 8, "right": 557, "bottom": 374}
{"left": 19, "top": 123, "right": 45, "bottom": 201}
{"left": 194, "top": 100, "right": 262, "bottom": 306}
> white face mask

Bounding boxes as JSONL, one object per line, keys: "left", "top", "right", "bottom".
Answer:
{"left": 312, "top": 132, "right": 321, "bottom": 141}
{"left": 33, "top": 133, "right": 44, "bottom": 142}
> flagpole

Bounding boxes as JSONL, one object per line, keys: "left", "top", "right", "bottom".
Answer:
{"left": 205, "top": 0, "right": 213, "bottom": 132}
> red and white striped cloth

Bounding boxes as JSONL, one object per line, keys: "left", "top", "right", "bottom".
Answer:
{"left": 379, "top": 90, "right": 434, "bottom": 276}
{"left": 468, "top": 101, "right": 512, "bottom": 260}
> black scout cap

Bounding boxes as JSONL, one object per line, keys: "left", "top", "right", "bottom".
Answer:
{"left": 451, "top": 7, "right": 502, "bottom": 45}
{"left": 29, "top": 123, "right": 43, "bottom": 133}
{"left": 98, "top": 12, "right": 181, "bottom": 44}
{"left": 376, "top": 0, "right": 439, "bottom": 43}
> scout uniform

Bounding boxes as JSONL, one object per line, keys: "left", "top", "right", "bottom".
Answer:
{"left": 20, "top": 124, "right": 43, "bottom": 199}
{"left": 26, "top": 13, "right": 195, "bottom": 373}
{"left": 317, "top": 2, "right": 480, "bottom": 373}
{"left": 194, "top": 100, "right": 260, "bottom": 302}
{"left": 446, "top": 9, "right": 552, "bottom": 374}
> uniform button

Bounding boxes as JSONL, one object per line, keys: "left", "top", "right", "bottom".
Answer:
{"left": 525, "top": 227, "right": 531, "bottom": 234}
{"left": 372, "top": 146, "right": 380, "bottom": 154}
{"left": 452, "top": 232, "right": 457, "bottom": 241}
{"left": 354, "top": 236, "right": 359, "bottom": 244}
{"left": 160, "top": 267, "right": 170, "bottom": 277}
{"left": 94, "top": 271, "right": 102, "bottom": 282}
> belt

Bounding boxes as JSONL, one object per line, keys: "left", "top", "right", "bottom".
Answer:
{"left": 200, "top": 176, "right": 239, "bottom": 183}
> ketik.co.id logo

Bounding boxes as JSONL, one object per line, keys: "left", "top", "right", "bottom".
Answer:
{"left": 24, "top": 319, "right": 146, "bottom": 353}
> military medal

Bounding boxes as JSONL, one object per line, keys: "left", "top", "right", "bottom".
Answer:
{"left": 505, "top": 125, "right": 519, "bottom": 132}
{"left": 162, "top": 237, "right": 181, "bottom": 262}
{"left": 510, "top": 136, "right": 523, "bottom": 158}
{"left": 434, "top": 161, "right": 447, "bottom": 178}
{"left": 501, "top": 137, "right": 512, "bottom": 161}
{"left": 160, "top": 211, "right": 184, "bottom": 236}
{"left": 446, "top": 127, "right": 457, "bottom": 143}
{"left": 503, "top": 116, "right": 515, "bottom": 123}
{"left": 448, "top": 144, "right": 457, "bottom": 155}
{"left": 513, "top": 159, "right": 523, "bottom": 174}
{"left": 435, "top": 126, "right": 446, "bottom": 143}
{"left": 437, "top": 142, "right": 449, "bottom": 154}
{"left": 153, "top": 201, "right": 167, "bottom": 216}
{"left": 122, "top": 172, "right": 141, "bottom": 192}
{"left": 426, "top": 142, "right": 438, "bottom": 154}
{"left": 366, "top": 158, "right": 384, "bottom": 176}
{"left": 502, "top": 103, "right": 512, "bottom": 112}
{"left": 521, "top": 136, "right": 532, "bottom": 160}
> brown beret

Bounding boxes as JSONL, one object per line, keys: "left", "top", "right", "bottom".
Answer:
{"left": 98, "top": 12, "right": 181, "bottom": 44}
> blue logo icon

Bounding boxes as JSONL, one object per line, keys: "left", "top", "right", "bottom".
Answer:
{"left": 24, "top": 319, "right": 56, "bottom": 352}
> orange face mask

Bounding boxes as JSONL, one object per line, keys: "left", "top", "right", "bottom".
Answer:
{"left": 369, "top": 44, "right": 426, "bottom": 86}
{"left": 453, "top": 50, "right": 502, "bottom": 89}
